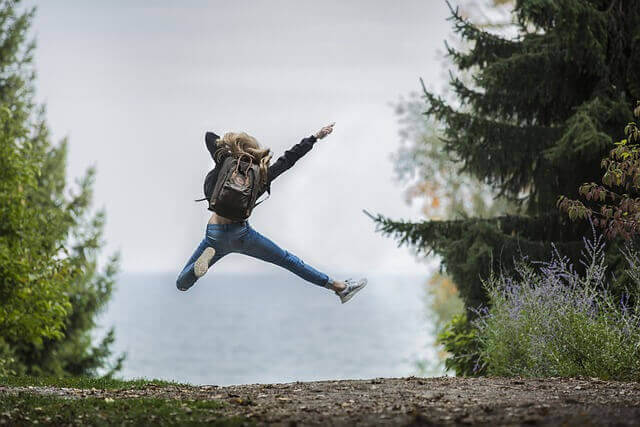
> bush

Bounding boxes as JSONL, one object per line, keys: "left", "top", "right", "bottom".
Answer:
{"left": 474, "top": 223, "right": 640, "bottom": 380}
{"left": 437, "top": 313, "right": 484, "bottom": 377}
{"left": 0, "top": 339, "right": 16, "bottom": 377}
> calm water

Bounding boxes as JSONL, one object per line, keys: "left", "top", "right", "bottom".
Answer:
{"left": 95, "top": 272, "right": 438, "bottom": 386}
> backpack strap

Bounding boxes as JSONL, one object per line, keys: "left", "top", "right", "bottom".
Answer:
{"left": 194, "top": 197, "right": 208, "bottom": 202}
{"left": 254, "top": 185, "right": 271, "bottom": 207}
{"left": 254, "top": 192, "right": 270, "bottom": 207}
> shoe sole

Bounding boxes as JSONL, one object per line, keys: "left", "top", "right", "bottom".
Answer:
{"left": 194, "top": 247, "right": 216, "bottom": 278}
{"left": 340, "top": 278, "right": 367, "bottom": 304}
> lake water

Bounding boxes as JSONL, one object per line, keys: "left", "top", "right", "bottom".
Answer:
{"left": 95, "top": 272, "right": 439, "bottom": 386}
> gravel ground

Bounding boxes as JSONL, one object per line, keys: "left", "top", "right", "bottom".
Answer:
{"left": 2, "top": 376, "right": 640, "bottom": 426}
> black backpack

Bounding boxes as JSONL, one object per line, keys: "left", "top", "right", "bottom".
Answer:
{"left": 199, "top": 154, "right": 269, "bottom": 220}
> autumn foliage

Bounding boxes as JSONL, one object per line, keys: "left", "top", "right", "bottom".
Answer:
{"left": 558, "top": 102, "right": 640, "bottom": 239}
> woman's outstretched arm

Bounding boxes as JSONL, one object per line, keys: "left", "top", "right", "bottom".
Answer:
{"left": 267, "top": 123, "right": 335, "bottom": 183}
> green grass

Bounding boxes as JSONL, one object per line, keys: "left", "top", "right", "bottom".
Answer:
{"left": 0, "top": 392, "right": 248, "bottom": 426}
{"left": 0, "top": 375, "right": 186, "bottom": 390}
{"left": 0, "top": 376, "right": 252, "bottom": 425}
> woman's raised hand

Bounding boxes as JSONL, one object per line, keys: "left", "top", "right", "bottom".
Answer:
{"left": 314, "top": 122, "right": 335, "bottom": 140}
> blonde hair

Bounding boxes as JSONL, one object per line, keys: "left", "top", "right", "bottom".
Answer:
{"left": 214, "top": 132, "right": 273, "bottom": 183}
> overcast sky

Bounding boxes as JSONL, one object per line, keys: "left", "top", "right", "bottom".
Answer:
{"left": 27, "top": 1, "right": 452, "bottom": 277}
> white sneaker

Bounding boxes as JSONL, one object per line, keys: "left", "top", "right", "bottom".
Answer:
{"left": 336, "top": 278, "right": 367, "bottom": 304}
{"left": 194, "top": 247, "right": 216, "bottom": 278}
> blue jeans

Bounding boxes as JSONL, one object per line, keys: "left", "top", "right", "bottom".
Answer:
{"left": 176, "top": 220, "right": 331, "bottom": 291}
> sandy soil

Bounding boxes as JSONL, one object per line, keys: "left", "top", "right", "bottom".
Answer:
{"left": 3, "top": 376, "right": 640, "bottom": 426}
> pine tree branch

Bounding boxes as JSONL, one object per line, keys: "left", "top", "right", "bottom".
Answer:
{"left": 443, "top": 0, "right": 519, "bottom": 71}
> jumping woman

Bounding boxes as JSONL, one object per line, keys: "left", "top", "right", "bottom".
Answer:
{"left": 176, "top": 123, "right": 367, "bottom": 304}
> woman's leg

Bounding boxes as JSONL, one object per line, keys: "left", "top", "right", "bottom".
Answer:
{"left": 238, "top": 225, "right": 332, "bottom": 288}
{"left": 176, "top": 238, "right": 225, "bottom": 291}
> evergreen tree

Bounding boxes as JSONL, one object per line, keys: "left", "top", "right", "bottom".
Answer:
{"left": 370, "top": 0, "right": 640, "bottom": 311}
{"left": 0, "top": 0, "right": 121, "bottom": 376}
{"left": 391, "top": 0, "right": 517, "bottom": 375}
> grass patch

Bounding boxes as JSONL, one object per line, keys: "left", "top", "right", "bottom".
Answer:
{"left": 0, "top": 392, "right": 247, "bottom": 426}
{"left": 0, "top": 375, "right": 187, "bottom": 390}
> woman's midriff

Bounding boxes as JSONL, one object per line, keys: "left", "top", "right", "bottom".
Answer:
{"left": 208, "top": 212, "right": 242, "bottom": 225}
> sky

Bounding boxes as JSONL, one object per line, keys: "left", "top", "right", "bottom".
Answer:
{"left": 27, "top": 0, "right": 453, "bottom": 276}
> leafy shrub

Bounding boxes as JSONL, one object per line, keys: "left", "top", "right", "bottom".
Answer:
{"left": 558, "top": 101, "right": 640, "bottom": 239}
{"left": 415, "top": 273, "right": 466, "bottom": 376}
{"left": 437, "top": 313, "right": 484, "bottom": 376}
{"left": 474, "top": 223, "right": 640, "bottom": 380}
{"left": 0, "top": 339, "right": 16, "bottom": 377}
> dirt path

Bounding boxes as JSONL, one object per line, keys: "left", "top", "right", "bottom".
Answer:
{"left": 3, "top": 376, "right": 640, "bottom": 425}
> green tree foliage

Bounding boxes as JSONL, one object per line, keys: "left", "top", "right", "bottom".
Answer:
{"left": 0, "top": 0, "right": 122, "bottom": 376}
{"left": 392, "top": 0, "right": 517, "bottom": 222}
{"left": 372, "top": 0, "right": 640, "bottom": 312}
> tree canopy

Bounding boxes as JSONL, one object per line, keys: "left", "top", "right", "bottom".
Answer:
{"left": 0, "top": 0, "right": 121, "bottom": 376}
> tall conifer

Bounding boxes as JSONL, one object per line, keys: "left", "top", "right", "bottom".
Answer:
{"left": 370, "top": 0, "right": 640, "bottom": 310}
